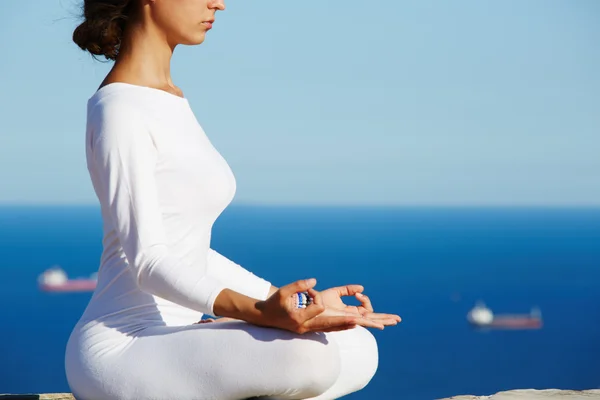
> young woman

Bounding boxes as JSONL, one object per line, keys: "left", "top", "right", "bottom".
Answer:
{"left": 65, "top": 1, "right": 401, "bottom": 399}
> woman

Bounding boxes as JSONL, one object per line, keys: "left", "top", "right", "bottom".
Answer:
{"left": 65, "top": 0, "right": 401, "bottom": 399}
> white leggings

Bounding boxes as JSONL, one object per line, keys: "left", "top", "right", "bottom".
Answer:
{"left": 65, "top": 321, "right": 379, "bottom": 400}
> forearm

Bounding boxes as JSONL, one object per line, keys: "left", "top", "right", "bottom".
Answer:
{"left": 206, "top": 249, "right": 272, "bottom": 300}
{"left": 212, "top": 288, "right": 264, "bottom": 325}
{"left": 135, "top": 247, "right": 226, "bottom": 315}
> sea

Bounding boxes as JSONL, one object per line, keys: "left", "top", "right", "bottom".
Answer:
{"left": 0, "top": 205, "right": 599, "bottom": 399}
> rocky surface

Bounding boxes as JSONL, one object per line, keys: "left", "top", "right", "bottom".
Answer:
{"left": 2, "top": 389, "right": 599, "bottom": 399}
{"left": 0, "top": 395, "right": 74, "bottom": 399}
{"left": 440, "top": 388, "right": 600, "bottom": 400}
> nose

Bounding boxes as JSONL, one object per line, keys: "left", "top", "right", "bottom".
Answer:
{"left": 208, "top": 0, "right": 225, "bottom": 11}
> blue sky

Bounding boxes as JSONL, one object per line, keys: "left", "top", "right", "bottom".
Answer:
{"left": 0, "top": 0, "right": 598, "bottom": 206}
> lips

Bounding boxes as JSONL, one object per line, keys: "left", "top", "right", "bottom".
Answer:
{"left": 203, "top": 20, "right": 215, "bottom": 29}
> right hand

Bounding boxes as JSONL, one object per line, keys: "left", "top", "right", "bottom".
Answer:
{"left": 308, "top": 285, "right": 400, "bottom": 327}
{"left": 254, "top": 278, "right": 385, "bottom": 334}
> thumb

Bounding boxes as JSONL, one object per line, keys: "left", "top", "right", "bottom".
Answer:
{"left": 307, "top": 288, "right": 322, "bottom": 305}
{"left": 280, "top": 278, "right": 317, "bottom": 298}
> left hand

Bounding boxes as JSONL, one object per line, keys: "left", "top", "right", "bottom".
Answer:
{"left": 194, "top": 317, "right": 238, "bottom": 324}
{"left": 308, "top": 285, "right": 401, "bottom": 327}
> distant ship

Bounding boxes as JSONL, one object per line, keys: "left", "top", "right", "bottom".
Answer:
{"left": 38, "top": 265, "right": 97, "bottom": 293}
{"left": 467, "top": 301, "right": 542, "bottom": 330}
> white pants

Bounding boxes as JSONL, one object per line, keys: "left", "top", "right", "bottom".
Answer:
{"left": 65, "top": 321, "right": 379, "bottom": 400}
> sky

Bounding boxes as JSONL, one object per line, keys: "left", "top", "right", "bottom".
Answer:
{"left": 0, "top": 0, "right": 598, "bottom": 206}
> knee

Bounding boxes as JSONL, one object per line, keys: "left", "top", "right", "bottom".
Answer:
{"left": 351, "top": 327, "right": 379, "bottom": 390}
{"left": 284, "top": 333, "right": 342, "bottom": 397}
{"left": 328, "top": 326, "right": 379, "bottom": 396}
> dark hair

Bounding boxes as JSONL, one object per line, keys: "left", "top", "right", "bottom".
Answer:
{"left": 72, "top": 0, "right": 136, "bottom": 60}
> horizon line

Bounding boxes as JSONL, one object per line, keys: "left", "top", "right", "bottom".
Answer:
{"left": 0, "top": 202, "right": 599, "bottom": 209}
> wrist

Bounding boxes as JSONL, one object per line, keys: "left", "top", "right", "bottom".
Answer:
{"left": 267, "top": 285, "right": 279, "bottom": 298}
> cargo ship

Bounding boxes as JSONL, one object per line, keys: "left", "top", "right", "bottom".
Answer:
{"left": 467, "top": 301, "right": 542, "bottom": 330}
{"left": 38, "top": 265, "right": 97, "bottom": 293}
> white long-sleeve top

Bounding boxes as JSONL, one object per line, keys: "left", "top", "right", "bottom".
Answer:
{"left": 79, "top": 82, "right": 271, "bottom": 328}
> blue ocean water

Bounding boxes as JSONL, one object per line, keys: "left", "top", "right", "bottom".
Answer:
{"left": 0, "top": 205, "right": 599, "bottom": 399}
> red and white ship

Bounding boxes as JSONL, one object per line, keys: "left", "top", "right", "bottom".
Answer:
{"left": 38, "top": 266, "right": 97, "bottom": 293}
{"left": 467, "top": 301, "right": 542, "bottom": 330}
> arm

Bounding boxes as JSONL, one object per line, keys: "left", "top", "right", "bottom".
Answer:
{"left": 91, "top": 104, "right": 227, "bottom": 316}
{"left": 206, "top": 248, "right": 274, "bottom": 301}
{"left": 90, "top": 102, "right": 378, "bottom": 332}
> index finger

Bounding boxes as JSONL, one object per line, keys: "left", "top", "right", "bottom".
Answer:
{"left": 333, "top": 285, "right": 364, "bottom": 297}
{"left": 307, "top": 288, "right": 321, "bottom": 305}
{"left": 279, "top": 278, "right": 317, "bottom": 298}
{"left": 356, "top": 292, "right": 374, "bottom": 312}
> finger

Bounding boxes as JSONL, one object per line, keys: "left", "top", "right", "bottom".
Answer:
{"left": 307, "top": 288, "right": 322, "bottom": 305}
{"left": 321, "top": 315, "right": 383, "bottom": 331}
{"left": 333, "top": 285, "right": 364, "bottom": 297}
{"left": 310, "top": 309, "right": 385, "bottom": 331}
{"left": 352, "top": 316, "right": 384, "bottom": 330}
{"left": 304, "top": 315, "right": 359, "bottom": 332}
{"left": 355, "top": 293, "right": 374, "bottom": 312}
{"left": 361, "top": 312, "right": 401, "bottom": 326}
{"left": 279, "top": 278, "right": 317, "bottom": 298}
{"left": 364, "top": 316, "right": 399, "bottom": 326}
{"left": 362, "top": 312, "right": 401, "bottom": 323}
{"left": 317, "top": 323, "right": 358, "bottom": 333}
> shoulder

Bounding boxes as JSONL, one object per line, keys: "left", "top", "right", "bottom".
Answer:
{"left": 87, "top": 88, "right": 156, "bottom": 155}
{"left": 88, "top": 85, "right": 153, "bottom": 135}
{"left": 89, "top": 86, "right": 149, "bottom": 123}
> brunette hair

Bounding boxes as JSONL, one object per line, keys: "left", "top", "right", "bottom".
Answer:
{"left": 72, "top": 0, "right": 136, "bottom": 60}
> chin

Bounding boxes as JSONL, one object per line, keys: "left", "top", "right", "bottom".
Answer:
{"left": 186, "top": 32, "right": 207, "bottom": 46}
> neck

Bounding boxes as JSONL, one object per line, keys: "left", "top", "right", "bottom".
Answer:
{"left": 111, "top": 17, "right": 176, "bottom": 90}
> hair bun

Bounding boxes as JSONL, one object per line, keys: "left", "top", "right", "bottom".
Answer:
{"left": 72, "top": 1, "right": 132, "bottom": 60}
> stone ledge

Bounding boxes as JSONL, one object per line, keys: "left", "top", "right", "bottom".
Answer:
{"left": 440, "top": 389, "right": 600, "bottom": 399}
{"left": 0, "top": 395, "right": 74, "bottom": 400}
{"left": 2, "top": 389, "right": 599, "bottom": 399}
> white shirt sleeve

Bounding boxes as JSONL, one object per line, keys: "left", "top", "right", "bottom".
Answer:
{"left": 207, "top": 248, "right": 272, "bottom": 301}
{"left": 90, "top": 105, "right": 227, "bottom": 316}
